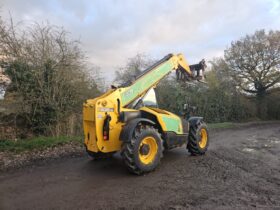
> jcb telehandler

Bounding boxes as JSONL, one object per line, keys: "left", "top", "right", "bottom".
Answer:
{"left": 83, "top": 53, "right": 209, "bottom": 174}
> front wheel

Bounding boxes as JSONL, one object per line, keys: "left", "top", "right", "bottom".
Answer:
{"left": 187, "top": 122, "right": 209, "bottom": 155}
{"left": 121, "top": 125, "right": 163, "bottom": 175}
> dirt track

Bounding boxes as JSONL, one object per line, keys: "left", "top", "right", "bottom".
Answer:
{"left": 1, "top": 122, "right": 280, "bottom": 209}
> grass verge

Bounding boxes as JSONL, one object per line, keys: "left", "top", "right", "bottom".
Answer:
{"left": 0, "top": 136, "right": 83, "bottom": 153}
{"left": 208, "top": 122, "right": 236, "bottom": 129}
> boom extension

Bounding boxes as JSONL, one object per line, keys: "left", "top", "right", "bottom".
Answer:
{"left": 119, "top": 53, "right": 202, "bottom": 107}
{"left": 175, "top": 56, "right": 207, "bottom": 82}
{"left": 173, "top": 53, "right": 193, "bottom": 82}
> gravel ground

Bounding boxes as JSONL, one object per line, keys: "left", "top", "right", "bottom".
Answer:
{"left": 0, "top": 122, "right": 279, "bottom": 209}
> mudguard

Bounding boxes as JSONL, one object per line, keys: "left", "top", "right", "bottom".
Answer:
{"left": 188, "top": 116, "right": 203, "bottom": 127}
{"left": 119, "top": 118, "right": 155, "bottom": 142}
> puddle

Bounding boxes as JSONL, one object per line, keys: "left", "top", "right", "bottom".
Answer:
{"left": 271, "top": 140, "right": 280, "bottom": 144}
{"left": 245, "top": 136, "right": 280, "bottom": 149}
{"left": 247, "top": 135, "right": 257, "bottom": 141}
{"left": 242, "top": 148, "right": 256, "bottom": 153}
{"left": 269, "top": 137, "right": 280, "bottom": 144}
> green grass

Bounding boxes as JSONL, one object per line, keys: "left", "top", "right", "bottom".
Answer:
{"left": 0, "top": 136, "right": 83, "bottom": 153}
{"left": 208, "top": 122, "right": 236, "bottom": 129}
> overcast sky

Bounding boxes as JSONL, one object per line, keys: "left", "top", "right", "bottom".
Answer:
{"left": 0, "top": 0, "right": 279, "bottom": 80}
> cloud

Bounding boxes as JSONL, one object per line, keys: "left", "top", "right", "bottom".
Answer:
{"left": 1, "top": 0, "right": 279, "bottom": 80}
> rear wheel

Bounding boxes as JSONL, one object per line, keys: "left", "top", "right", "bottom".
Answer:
{"left": 187, "top": 122, "right": 209, "bottom": 155}
{"left": 121, "top": 124, "right": 163, "bottom": 175}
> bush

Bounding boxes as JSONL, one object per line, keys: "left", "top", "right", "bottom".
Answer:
{"left": 0, "top": 21, "right": 101, "bottom": 136}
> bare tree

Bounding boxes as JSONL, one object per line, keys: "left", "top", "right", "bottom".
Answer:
{"left": 225, "top": 30, "right": 280, "bottom": 118}
{"left": 114, "top": 53, "right": 153, "bottom": 86}
{"left": 0, "top": 18, "right": 100, "bottom": 135}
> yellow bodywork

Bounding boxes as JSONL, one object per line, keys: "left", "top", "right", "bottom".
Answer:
{"left": 83, "top": 89, "right": 125, "bottom": 153}
{"left": 140, "top": 107, "right": 183, "bottom": 134}
{"left": 83, "top": 53, "right": 192, "bottom": 153}
{"left": 172, "top": 53, "right": 192, "bottom": 75}
{"left": 83, "top": 101, "right": 183, "bottom": 153}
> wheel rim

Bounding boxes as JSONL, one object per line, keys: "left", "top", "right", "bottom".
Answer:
{"left": 139, "top": 136, "right": 158, "bottom": 165}
{"left": 199, "top": 128, "right": 208, "bottom": 148}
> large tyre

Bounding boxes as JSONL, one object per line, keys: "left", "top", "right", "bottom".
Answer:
{"left": 187, "top": 122, "right": 209, "bottom": 155}
{"left": 87, "top": 150, "right": 114, "bottom": 160}
{"left": 121, "top": 124, "right": 163, "bottom": 175}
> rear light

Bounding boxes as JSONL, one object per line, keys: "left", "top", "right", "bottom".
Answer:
{"left": 103, "top": 131, "right": 108, "bottom": 140}
{"left": 103, "top": 115, "right": 111, "bottom": 141}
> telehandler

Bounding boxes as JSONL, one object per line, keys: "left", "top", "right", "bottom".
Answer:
{"left": 83, "top": 53, "right": 209, "bottom": 174}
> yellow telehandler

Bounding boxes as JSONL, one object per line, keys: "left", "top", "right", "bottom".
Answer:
{"left": 83, "top": 53, "right": 209, "bottom": 174}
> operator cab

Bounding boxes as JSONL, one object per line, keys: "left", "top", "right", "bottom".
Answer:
{"left": 128, "top": 88, "right": 158, "bottom": 109}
